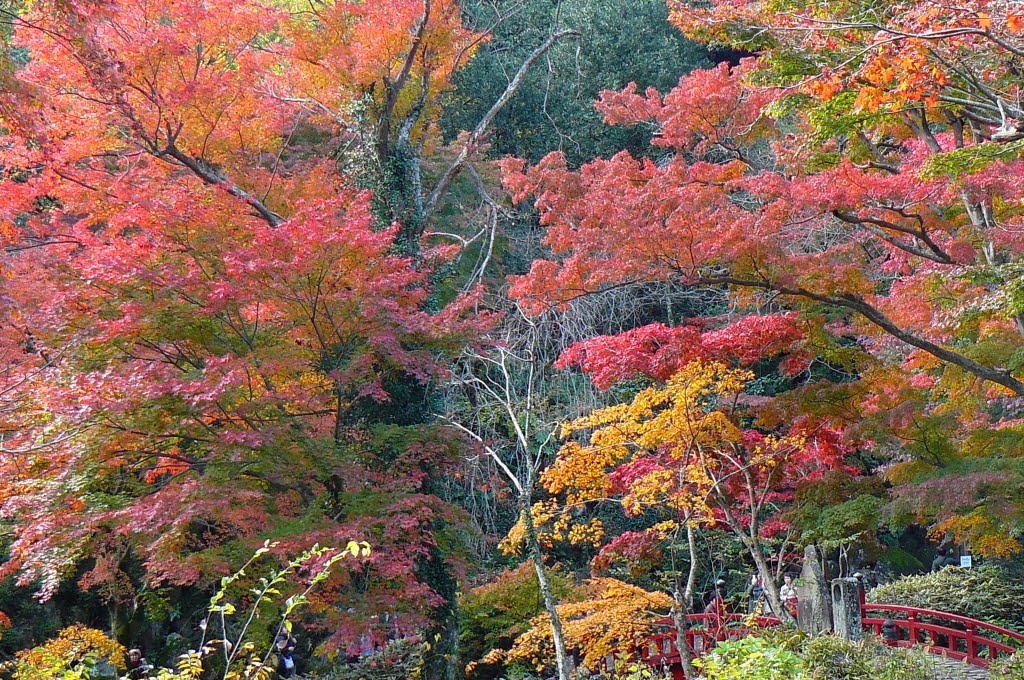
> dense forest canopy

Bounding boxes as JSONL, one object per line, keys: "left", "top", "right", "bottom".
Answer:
{"left": 0, "top": 0, "right": 1023, "bottom": 678}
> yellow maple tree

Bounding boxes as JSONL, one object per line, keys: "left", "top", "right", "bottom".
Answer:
{"left": 501, "top": 578, "right": 674, "bottom": 674}
{"left": 541, "top": 361, "right": 757, "bottom": 528}
{"left": 10, "top": 625, "right": 126, "bottom": 680}
{"left": 531, "top": 361, "right": 812, "bottom": 625}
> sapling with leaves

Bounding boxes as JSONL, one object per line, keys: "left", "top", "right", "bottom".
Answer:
{"left": 150, "top": 540, "right": 370, "bottom": 680}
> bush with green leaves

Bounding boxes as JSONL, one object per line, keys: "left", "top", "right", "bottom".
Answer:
{"left": 319, "top": 638, "right": 428, "bottom": 680}
{"left": 754, "top": 627, "right": 810, "bottom": 654}
{"left": 694, "top": 636, "right": 807, "bottom": 680}
{"left": 443, "top": 0, "right": 709, "bottom": 167}
{"left": 991, "top": 650, "right": 1024, "bottom": 680}
{"left": 802, "top": 635, "right": 873, "bottom": 680}
{"left": 991, "top": 647, "right": 1024, "bottom": 680}
{"left": 868, "top": 565, "right": 1024, "bottom": 632}
{"left": 802, "top": 636, "right": 939, "bottom": 680}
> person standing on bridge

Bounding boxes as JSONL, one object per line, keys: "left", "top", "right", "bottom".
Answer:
{"left": 704, "top": 580, "right": 726, "bottom": 612}
{"left": 747, "top": 574, "right": 766, "bottom": 614}
{"left": 704, "top": 579, "right": 728, "bottom": 639}
{"left": 779, "top": 573, "right": 799, "bottom": 619}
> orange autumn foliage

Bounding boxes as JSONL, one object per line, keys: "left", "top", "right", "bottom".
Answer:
{"left": 500, "top": 578, "right": 674, "bottom": 674}
{"left": 10, "top": 625, "right": 126, "bottom": 680}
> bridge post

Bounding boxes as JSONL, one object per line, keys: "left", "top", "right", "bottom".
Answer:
{"left": 830, "top": 577, "right": 864, "bottom": 642}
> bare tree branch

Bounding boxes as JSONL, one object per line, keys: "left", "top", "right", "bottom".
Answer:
{"left": 422, "top": 29, "right": 580, "bottom": 222}
{"left": 161, "top": 144, "right": 284, "bottom": 227}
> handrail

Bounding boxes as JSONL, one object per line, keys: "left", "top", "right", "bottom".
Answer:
{"left": 863, "top": 615, "right": 1017, "bottom": 652}
{"left": 633, "top": 613, "right": 781, "bottom": 665}
{"left": 606, "top": 604, "right": 1023, "bottom": 677}
{"left": 651, "top": 613, "right": 782, "bottom": 627}
{"left": 863, "top": 603, "right": 1023, "bottom": 668}
{"left": 863, "top": 604, "right": 1024, "bottom": 643}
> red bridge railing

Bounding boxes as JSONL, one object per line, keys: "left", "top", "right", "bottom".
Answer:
{"left": 602, "top": 605, "right": 1022, "bottom": 677}
{"left": 602, "top": 613, "right": 781, "bottom": 678}
{"left": 863, "top": 603, "right": 1024, "bottom": 668}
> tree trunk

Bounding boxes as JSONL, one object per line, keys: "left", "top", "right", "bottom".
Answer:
{"left": 671, "top": 520, "right": 700, "bottom": 678}
{"left": 522, "top": 500, "right": 576, "bottom": 680}
{"left": 749, "top": 541, "right": 795, "bottom": 625}
{"left": 715, "top": 494, "right": 796, "bottom": 625}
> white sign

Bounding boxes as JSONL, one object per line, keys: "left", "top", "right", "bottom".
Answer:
{"left": 960, "top": 555, "right": 973, "bottom": 568}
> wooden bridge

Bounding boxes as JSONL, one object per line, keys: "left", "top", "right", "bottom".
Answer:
{"left": 862, "top": 604, "right": 1023, "bottom": 668}
{"left": 603, "top": 605, "right": 1024, "bottom": 678}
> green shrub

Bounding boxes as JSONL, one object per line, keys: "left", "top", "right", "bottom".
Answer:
{"left": 695, "top": 636, "right": 807, "bottom": 680}
{"left": 802, "top": 636, "right": 937, "bottom": 680}
{"left": 501, "top": 662, "right": 544, "bottom": 680}
{"left": 755, "top": 627, "right": 810, "bottom": 654}
{"left": 992, "top": 650, "right": 1024, "bottom": 680}
{"left": 321, "top": 638, "right": 427, "bottom": 680}
{"left": 868, "top": 565, "right": 1024, "bottom": 632}
{"left": 802, "top": 636, "right": 874, "bottom": 680}
{"left": 874, "top": 647, "right": 939, "bottom": 680}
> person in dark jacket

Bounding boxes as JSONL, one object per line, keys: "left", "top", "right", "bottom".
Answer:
{"left": 126, "top": 649, "right": 151, "bottom": 680}
{"left": 274, "top": 632, "right": 297, "bottom": 678}
{"left": 931, "top": 547, "right": 960, "bottom": 572}
{"left": 704, "top": 580, "right": 728, "bottom": 639}
{"left": 747, "top": 573, "right": 766, "bottom": 614}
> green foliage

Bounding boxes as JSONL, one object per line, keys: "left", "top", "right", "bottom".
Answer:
{"left": 802, "top": 636, "right": 874, "bottom": 680}
{"left": 756, "top": 51, "right": 824, "bottom": 88}
{"left": 789, "top": 472, "right": 886, "bottom": 553}
{"left": 804, "top": 495, "right": 882, "bottom": 546}
{"left": 920, "top": 140, "right": 1024, "bottom": 180}
{"left": 963, "top": 263, "right": 1024, "bottom": 323}
{"left": 992, "top": 650, "right": 1024, "bottom": 680}
{"left": 443, "top": 0, "right": 709, "bottom": 166}
{"left": 754, "top": 627, "right": 810, "bottom": 654}
{"left": 694, "top": 636, "right": 808, "bottom": 680}
{"left": 868, "top": 565, "right": 1024, "bottom": 633}
{"left": 142, "top": 541, "right": 365, "bottom": 680}
{"left": 502, "top": 663, "right": 543, "bottom": 680}
{"left": 0, "top": 557, "right": 64, "bottom": 659}
{"left": 802, "top": 91, "right": 894, "bottom": 144}
{"left": 320, "top": 638, "right": 428, "bottom": 680}
{"left": 802, "top": 636, "right": 934, "bottom": 680}
{"left": 876, "top": 545, "right": 925, "bottom": 575}
{"left": 691, "top": 632, "right": 954, "bottom": 680}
